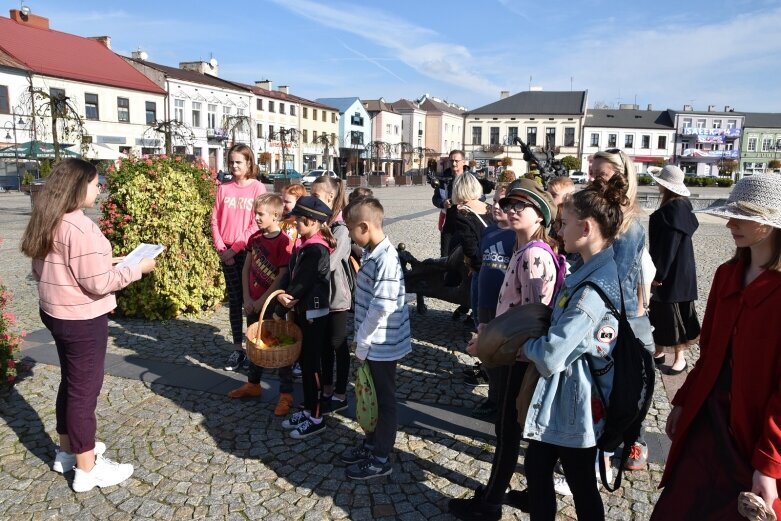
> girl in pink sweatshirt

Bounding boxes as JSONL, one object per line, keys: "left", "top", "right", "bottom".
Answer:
{"left": 21, "top": 158, "right": 156, "bottom": 492}
{"left": 211, "top": 144, "right": 266, "bottom": 371}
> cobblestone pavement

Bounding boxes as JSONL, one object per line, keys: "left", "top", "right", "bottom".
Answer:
{"left": 0, "top": 186, "right": 734, "bottom": 520}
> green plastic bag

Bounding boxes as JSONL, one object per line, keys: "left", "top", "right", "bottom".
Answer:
{"left": 355, "top": 362, "right": 378, "bottom": 433}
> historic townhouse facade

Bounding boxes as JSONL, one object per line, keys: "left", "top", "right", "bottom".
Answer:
{"left": 419, "top": 96, "right": 464, "bottom": 169}
{"left": 126, "top": 54, "right": 253, "bottom": 173}
{"left": 465, "top": 90, "right": 587, "bottom": 175}
{"left": 391, "top": 98, "right": 427, "bottom": 170}
{"left": 292, "top": 94, "right": 339, "bottom": 173}
{"left": 315, "top": 97, "right": 370, "bottom": 175}
{"left": 0, "top": 10, "right": 166, "bottom": 183}
{"left": 362, "top": 99, "right": 403, "bottom": 175}
{"left": 670, "top": 105, "right": 744, "bottom": 176}
{"left": 740, "top": 113, "right": 781, "bottom": 175}
{"left": 580, "top": 107, "right": 676, "bottom": 173}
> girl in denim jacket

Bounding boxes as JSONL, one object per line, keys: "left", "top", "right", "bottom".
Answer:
{"left": 520, "top": 177, "right": 627, "bottom": 521}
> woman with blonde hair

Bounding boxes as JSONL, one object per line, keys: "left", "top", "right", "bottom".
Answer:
{"left": 21, "top": 158, "right": 156, "bottom": 492}
{"left": 588, "top": 149, "right": 652, "bottom": 471}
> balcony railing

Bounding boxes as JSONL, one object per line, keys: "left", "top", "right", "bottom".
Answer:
{"left": 481, "top": 144, "right": 504, "bottom": 154}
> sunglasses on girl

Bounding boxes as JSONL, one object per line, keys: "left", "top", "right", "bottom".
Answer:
{"left": 500, "top": 200, "right": 537, "bottom": 213}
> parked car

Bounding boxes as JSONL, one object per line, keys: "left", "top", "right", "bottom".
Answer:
{"left": 260, "top": 169, "right": 303, "bottom": 183}
{"left": 301, "top": 169, "right": 337, "bottom": 187}
{"left": 568, "top": 171, "right": 588, "bottom": 184}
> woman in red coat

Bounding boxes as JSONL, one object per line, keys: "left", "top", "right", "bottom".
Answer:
{"left": 652, "top": 174, "right": 781, "bottom": 520}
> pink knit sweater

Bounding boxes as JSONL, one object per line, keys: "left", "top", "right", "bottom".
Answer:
{"left": 32, "top": 210, "right": 143, "bottom": 320}
{"left": 210, "top": 180, "right": 266, "bottom": 252}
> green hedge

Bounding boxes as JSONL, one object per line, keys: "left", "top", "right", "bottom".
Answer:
{"left": 100, "top": 155, "right": 225, "bottom": 319}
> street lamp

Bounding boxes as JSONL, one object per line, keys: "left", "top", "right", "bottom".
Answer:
{"left": 2, "top": 115, "right": 21, "bottom": 191}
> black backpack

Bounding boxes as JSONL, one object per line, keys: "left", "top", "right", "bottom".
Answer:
{"left": 576, "top": 281, "right": 656, "bottom": 492}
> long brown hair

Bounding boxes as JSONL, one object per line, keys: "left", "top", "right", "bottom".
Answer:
{"left": 312, "top": 175, "right": 346, "bottom": 225}
{"left": 659, "top": 185, "right": 686, "bottom": 207}
{"left": 20, "top": 158, "right": 97, "bottom": 259}
{"left": 730, "top": 228, "right": 781, "bottom": 271}
{"left": 227, "top": 143, "right": 258, "bottom": 179}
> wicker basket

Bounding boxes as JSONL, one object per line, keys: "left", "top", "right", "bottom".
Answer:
{"left": 246, "top": 290, "right": 302, "bottom": 369}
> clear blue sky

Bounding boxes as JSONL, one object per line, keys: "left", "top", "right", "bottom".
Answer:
{"left": 19, "top": 0, "right": 781, "bottom": 112}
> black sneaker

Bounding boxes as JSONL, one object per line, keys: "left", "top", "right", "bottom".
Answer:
{"left": 345, "top": 455, "right": 392, "bottom": 480}
{"left": 471, "top": 399, "right": 497, "bottom": 419}
{"left": 289, "top": 418, "right": 325, "bottom": 439}
{"left": 324, "top": 397, "right": 348, "bottom": 415}
{"left": 448, "top": 494, "right": 501, "bottom": 521}
{"left": 224, "top": 350, "right": 246, "bottom": 371}
{"left": 464, "top": 370, "right": 488, "bottom": 387}
{"left": 504, "top": 489, "right": 530, "bottom": 513}
{"left": 341, "top": 444, "right": 373, "bottom": 465}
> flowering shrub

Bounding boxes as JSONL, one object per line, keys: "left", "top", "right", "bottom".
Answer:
{"left": 100, "top": 155, "right": 225, "bottom": 319}
{"left": 0, "top": 242, "right": 23, "bottom": 390}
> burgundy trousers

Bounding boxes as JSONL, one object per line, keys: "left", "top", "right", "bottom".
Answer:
{"left": 40, "top": 309, "right": 108, "bottom": 454}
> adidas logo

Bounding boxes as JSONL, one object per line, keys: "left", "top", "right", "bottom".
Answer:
{"left": 483, "top": 243, "right": 511, "bottom": 265}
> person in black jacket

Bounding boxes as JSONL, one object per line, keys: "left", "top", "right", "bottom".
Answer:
{"left": 433, "top": 150, "right": 467, "bottom": 257}
{"left": 273, "top": 196, "right": 334, "bottom": 439}
{"left": 647, "top": 165, "right": 701, "bottom": 375}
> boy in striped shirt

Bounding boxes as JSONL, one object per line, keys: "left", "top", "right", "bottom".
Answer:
{"left": 340, "top": 197, "right": 411, "bottom": 480}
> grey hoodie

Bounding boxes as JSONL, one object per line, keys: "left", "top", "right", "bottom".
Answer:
{"left": 329, "top": 221, "right": 353, "bottom": 312}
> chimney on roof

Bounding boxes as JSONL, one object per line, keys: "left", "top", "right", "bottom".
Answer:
{"left": 9, "top": 8, "right": 49, "bottom": 29}
{"left": 708, "top": 104, "right": 717, "bottom": 112}
{"left": 724, "top": 105, "right": 733, "bottom": 112}
{"left": 683, "top": 104, "right": 693, "bottom": 112}
{"left": 255, "top": 80, "right": 272, "bottom": 91}
{"left": 131, "top": 50, "right": 149, "bottom": 61}
{"left": 530, "top": 86, "right": 543, "bottom": 91}
{"left": 647, "top": 104, "right": 653, "bottom": 110}
{"left": 278, "top": 85, "right": 289, "bottom": 95}
{"left": 500, "top": 90, "right": 510, "bottom": 99}
{"left": 619, "top": 103, "right": 639, "bottom": 110}
{"left": 89, "top": 36, "right": 111, "bottom": 49}
{"left": 180, "top": 58, "right": 219, "bottom": 77}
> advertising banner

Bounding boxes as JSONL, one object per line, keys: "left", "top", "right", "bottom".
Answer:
{"left": 681, "top": 148, "right": 739, "bottom": 159}
{"left": 682, "top": 127, "right": 741, "bottom": 144}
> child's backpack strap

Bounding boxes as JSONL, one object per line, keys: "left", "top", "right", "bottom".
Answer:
{"left": 524, "top": 240, "right": 567, "bottom": 298}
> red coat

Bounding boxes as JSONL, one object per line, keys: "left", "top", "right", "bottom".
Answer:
{"left": 661, "top": 260, "right": 781, "bottom": 514}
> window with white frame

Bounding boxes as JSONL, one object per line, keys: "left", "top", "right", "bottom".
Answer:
{"left": 207, "top": 104, "right": 217, "bottom": 129}
{"left": 145, "top": 101, "right": 156, "bottom": 125}
{"left": 0, "top": 85, "right": 9, "bottom": 114}
{"left": 625, "top": 134, "right": 634, "bottom": 148}
{"left": 472, "top": 127, "right": 482, "bottom": 145}
{"left": 321, "top": 110, "right": 326, "bottom": 122}
{"left": 508, "top": 126, "right": 518, "bottom": 144}
{"left": 727, "top": 119, "right": 737, "bottom": 129}
{"left": 280, "top": 103, "right": 285, "bottom": 114}
{"left": 762, "top": 137, "right": 773, "bottom": 151}
{"left": 256, "top": 124, "right": 263, "bottom": 138}
{"left": 527, "top": 127, "right": 537, "bottom": 146}
{"left": 174, "top": 99, "right": 184, "bottom": 122}
{"left": 545, "top": 127, "right": 555, "bottom": 148}
{"left": 641, "top": 135, "right": 650, "bottom": 148}
{"left": 608, "top": 134, "right": 617, "bottom": 147}
{"left": 290, "top": 105, "right": 295, "bottom": 116}
{"left": 192, "top": 102, "right": 201, "bottom": 127}
{"left": 696, "top": 119, "right": 706, "bottom": 128}
{"left": 712, "top": 119, "right": 722, "bottom": 129}
{"left": 564, "top": 127, "right": 575, "bottom": 147}
{"left": 747, "top": 137, "right": 757, "bottom": 152}
{"left": 394, "top": 125, "right": 399, "bottom": 135}
{"left": 386, "top": 123, "right": 391, "bottom": 135}
{"left": 682, "top": 118, "right": 692, "bottom": 128}
{"left": 302, "top": 129, "right": 308, "bottom": 143}
{"left": 490, "top": 126, "right": 500, "bottom": 145}
{"left": 117, "top": 97, "right": 129, "bottom": 123}
{"left": 590, "top": 133, "right": 599, "bottom": 147}
{"left": 658, "top": 135, "right": 667, "bottom": 149}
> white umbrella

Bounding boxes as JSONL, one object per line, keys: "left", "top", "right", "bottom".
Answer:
{"left": 65, "top": 143, "right": 126, "bottom": 161}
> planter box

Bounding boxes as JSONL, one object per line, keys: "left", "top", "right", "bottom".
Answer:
{"left": 393, "top": 175, "right": 411, "bottom": 186}
{"left": 346, "top": 176, "right": 366, "bottom": 188}
{"left": 411, "top": 174, "right": 424, "bottom": 185}
{"left": 368, "top": 175, "right": 387, "bottom": 188}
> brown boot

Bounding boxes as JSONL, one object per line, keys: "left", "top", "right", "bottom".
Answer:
{"left": 227, "top": 383, "right": 262, "bottom": 398}
{"left": 274, "top": 393, "right": 294, "bottom": 416}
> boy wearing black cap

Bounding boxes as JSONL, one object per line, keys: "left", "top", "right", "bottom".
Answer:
{"left": 274, "top": 196, "right": 336, "bottom": 439}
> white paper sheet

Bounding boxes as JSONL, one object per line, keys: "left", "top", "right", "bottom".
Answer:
{"left": 116, "top": 243, "right": 165, "bottom": 268}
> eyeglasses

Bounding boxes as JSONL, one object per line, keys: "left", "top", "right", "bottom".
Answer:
{"left": 450, "top": 158, "right": 463, "bottom": 163}
{"left": 499, "top": 200, "right": 536, "bottom": 213}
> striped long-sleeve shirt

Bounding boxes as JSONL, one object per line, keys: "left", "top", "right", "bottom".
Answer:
{"left": 353, "top": 237, "right": 411, "bottom": 361}
{"left": 32, "top": 210, "right": 143, "bottom": 320}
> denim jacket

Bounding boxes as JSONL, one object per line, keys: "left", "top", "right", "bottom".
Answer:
{"left": 521, "top": 247, "right": 621, "bottom": 448}
{"left": 612, "top": 219, "right": 646, "bottom": 317}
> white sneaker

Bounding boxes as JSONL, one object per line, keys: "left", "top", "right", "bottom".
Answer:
{"left": 72, "top": 454, "right": 134, "bottom": 492}
{"left": 553, "top": 474, "right": 573, "bottom": 496}
{"left": 52, "top": 442, "right": 107, "bottom": 473}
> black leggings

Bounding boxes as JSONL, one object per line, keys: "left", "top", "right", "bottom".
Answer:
{"left": 525, "top": 440, "right": 604, "bottom": 521}
{"left": 321, "top": 310, "right": 350, "bottom": 395}
{"left": 221, "top": 250, "right": 247, "bottom": 346}
{"left": 482, "top": 361, "right": 525, "bottom": 505}
{"left": 299, "top": 314, "right": 328, "bottom": 418}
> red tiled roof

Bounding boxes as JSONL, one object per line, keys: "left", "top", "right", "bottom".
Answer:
{"left": 0, "top": 16, "right": 165, "bottom": 95}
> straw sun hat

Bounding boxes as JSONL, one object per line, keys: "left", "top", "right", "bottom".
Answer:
{"left": 696, "top": 174, "right": 781, "bottom": 229}
{"left": 647, "top": 165, "right": 690, "bottom": 197}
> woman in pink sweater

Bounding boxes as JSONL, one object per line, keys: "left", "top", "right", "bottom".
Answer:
{"left": 21, "top": 158, "right": 156, "bottom": 492}
{"left": 210, "top": 144, "right": 266, "bottom": 371}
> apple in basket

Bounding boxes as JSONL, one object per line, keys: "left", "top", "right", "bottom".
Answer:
{"left": 253, "top": 329, "right": 296, "bottom": 347}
